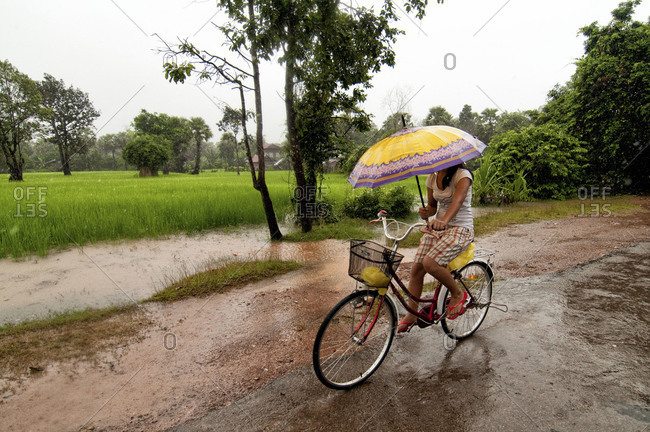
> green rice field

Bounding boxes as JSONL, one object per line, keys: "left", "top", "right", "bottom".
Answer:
{"left": 1, "top": 170, "right": 414, "bottom": 259}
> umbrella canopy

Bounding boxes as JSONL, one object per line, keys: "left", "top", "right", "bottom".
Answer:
{"left": 348, "top": 125, "right": 486, "bottom": 189}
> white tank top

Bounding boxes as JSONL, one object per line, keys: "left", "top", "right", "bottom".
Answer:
{"left": 425, "top": 169, "right": 474, "bottom": 230}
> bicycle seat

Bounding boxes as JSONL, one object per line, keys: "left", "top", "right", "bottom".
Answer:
{"left": 447, "top": 243, "right": 475, "bottom": 271}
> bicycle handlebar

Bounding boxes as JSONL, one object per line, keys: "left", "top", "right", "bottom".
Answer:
{"left": 370, "top": 210, "right": 427, "bottom": 244}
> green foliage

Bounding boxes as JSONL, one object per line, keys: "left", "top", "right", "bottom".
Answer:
{"left": 472, "top": 154, "right": 530, "bottom": 205}
{"left": 0, "top": 60, "right": 43, "bottom": 181}
{"left": 488, "top": 124, "right": 587, "bottom": 200}
{"left": 539, "top": 1, "right": 649, "bottom": 191}
{"left": 378, "top": 112, "right": 413, "bottom": 138}
{"left": 471, "top": 154, "right": 502, "bottom": 205}
{"left": 38, "top": 74, "right": 100, "bottom": 175}
{"left": 496, "top": 111, "right": 534, "bottom": 134}
{"left": 341, "top": 144, "right": 372, "bottom": 174}
{"left": 458, "top": 104, "right": 481, "bottom": 138}
{"left": 97, "top": 131, "right": 132, "bottom": 170}
{"left": 282, "top": 216, "right": 376, "bottom": 242}
{"left": 424, "top": 106, "right": 455, "bottom": 126}
{"left": 122, "top": 134, "right": 170, "bottom": 175}
{"left": 341, "top": 185, "right": 415, "bottom": 219}
{"left": 188, "top": 116, "right": 212, "bottom": 175}
{"left": 132, "top": 109, "right": 193, "bottom": 173}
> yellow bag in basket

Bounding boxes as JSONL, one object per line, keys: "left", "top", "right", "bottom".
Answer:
{"left": 447, "top": 243, "right": 475, "bottom": 271}
{"left": 360, "top": 266, "right": 390, "bottom": 288}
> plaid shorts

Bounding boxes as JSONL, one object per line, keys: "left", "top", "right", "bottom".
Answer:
{"left": 413, "top": 226, "right": 474, "bottom": 266}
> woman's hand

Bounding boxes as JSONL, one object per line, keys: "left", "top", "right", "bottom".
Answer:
{"left": 418, "top": 206, "right": 429, "bottom": 220}
{"left": 427, "top": 219, "right": 447, "bottom": 232}
{"left": 420, "top": 218, "right": 447, "bottom": 237}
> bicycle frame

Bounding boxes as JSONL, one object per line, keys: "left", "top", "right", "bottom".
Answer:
{"left": 384, "top": 265, "right": 447, "bottom": 325}
{"left": 313, "top": 211, "right": 496, "bottom": 389}
{"left": 365, "top": 210, "right": 489, "bottom": 327}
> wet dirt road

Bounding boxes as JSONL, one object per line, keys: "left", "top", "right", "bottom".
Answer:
{"left": 168, "top": 242, "right": 650, "bottom": 432}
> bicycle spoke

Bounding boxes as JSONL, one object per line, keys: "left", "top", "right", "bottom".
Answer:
{"left": 313, "top": 290, "right": 395, "bottom": 389}
{"left": 442, "top": 261, "right": 493, "bottom": 340}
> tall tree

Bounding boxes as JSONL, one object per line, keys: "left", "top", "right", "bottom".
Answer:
{"left": 217, "top": 106, "right": 244, "bottom": 174}
{"left": 163, "top": 0, "right": 438, "bottom": 235}
{"left": 0, "top": 61, "right": 43, "bottom": 181}
{"left": 122, "top": 134, "right": 170, "bottom": 176}
{"left": 132, "top": 110, "right": 192, "bottom": 173}
{"left": 479, "top": 108, "right": 499, "bottom": 143}
{"left": 280, "top": 0, "right": 436, "bottom": 232}
{"left": 189, "top": 117, "right": 212, "bottom": 174}
{"left": 458, "top": 104, "right": 481, "bottom": 137}
{"left": 217, "top": 132, "right": 238, "bottom": 167}
{"left": 424, "top": 106, "right": 455, "bottom": 126}
{"left": 97, "top": 131, "right": 131, "bottom": 170}
{"left": 379, "top": 112, "right": 413, "bottom": 138}
{"left": 540, "top": 1, "right": 649, "bottom": 191}
{"left": 162, "top": 0, "right": 283, "bottom": 240}
{"left": 39, "top": 74, "right": 100, "bottom": 175}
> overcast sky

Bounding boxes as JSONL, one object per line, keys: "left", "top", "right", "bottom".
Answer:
{"left": 2, "top": 0, "right": 648, "bottom": 144}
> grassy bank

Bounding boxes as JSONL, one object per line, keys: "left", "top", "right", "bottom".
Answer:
{"left": 0, "top": 305, "right": 146, "bottom": 375}
{"left": 283, "top": 196, "right": 643, "bottom": 246}
{"left": 146, "top": 259, "right": 303, "bottom": 302}
{"left": 472, "top": 196, "right": 641, "bottom": 237}
{"left": 0, "top": 258, "right": 302, "bottom": 375}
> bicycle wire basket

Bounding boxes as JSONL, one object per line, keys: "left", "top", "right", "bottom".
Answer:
{"left": 348, "top": 239, "right": 404, "bottom": 285}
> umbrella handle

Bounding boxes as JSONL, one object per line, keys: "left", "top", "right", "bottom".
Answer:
{"left": 415, "top": 176, "right": 426, "bottom": 210}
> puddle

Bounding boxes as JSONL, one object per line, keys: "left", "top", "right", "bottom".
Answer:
{"left": 0, "top": 228, "right": 350, "bottom": 325}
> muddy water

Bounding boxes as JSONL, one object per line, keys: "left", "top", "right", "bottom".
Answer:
{"left": 170, "top": 242, "right": 650, "bottom": 432}
{"left": 0, "top": 228, "right": 363, "bottom": 325}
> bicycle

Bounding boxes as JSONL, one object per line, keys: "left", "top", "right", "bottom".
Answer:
{"left": 312, "top": 210, "right": 495, "bottom": 390}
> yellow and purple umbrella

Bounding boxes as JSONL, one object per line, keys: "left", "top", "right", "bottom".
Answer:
{"left": 348, "top": 125, "right": 486, "bottom": 204}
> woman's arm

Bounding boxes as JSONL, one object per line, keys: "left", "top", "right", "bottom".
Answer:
{"left": 428, "top": 177, "right": 471, "bottom": 230}
{"left": 418, "top": 186, "right": 437, "bottom": 220}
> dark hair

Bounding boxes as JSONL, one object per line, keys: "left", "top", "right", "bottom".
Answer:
{"left": 441, "top": 163, "right": 471, "bottom": 190}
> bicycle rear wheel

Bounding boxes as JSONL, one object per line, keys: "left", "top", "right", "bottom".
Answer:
{"left": 442, "top": 260, "right": 493, "bottom": 340}
{"left": 313, "top": 290, "right": 396, "bottom": 390}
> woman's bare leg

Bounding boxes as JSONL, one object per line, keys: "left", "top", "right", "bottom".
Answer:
{"left": 398, "top": 262, "right": 427, "bottom": 330}
{"left": 422, "top": 256, "right": 465, "bottom": 316}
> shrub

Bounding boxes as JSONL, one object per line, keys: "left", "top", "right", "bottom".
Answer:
{"left": 122, "top": 134, "right": 170, "bottom": 177}
{"left": 488, "top": 124, "right": 587, "bottom": 200}
{"left": 473, "top": 154, "right": 530, "bottom": 205}
{"left": 341, "top": 185, "right": 415, "bottom": 219}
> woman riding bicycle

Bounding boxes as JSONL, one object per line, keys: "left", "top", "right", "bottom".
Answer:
{"left": 398, "top": 162, "right": 474, "bottom": 333}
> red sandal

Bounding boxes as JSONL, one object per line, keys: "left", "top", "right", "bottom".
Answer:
{"left": 397, "top": 320, "right": 416, "bottom": 334}
{"left": 446, "top": 292, "right": 469, "bottom": 320}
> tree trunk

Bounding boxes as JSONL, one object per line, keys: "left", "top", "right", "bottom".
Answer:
{"left": 284, "top": 17, "right": 312, "bottom": 233}
{"left": 57, "top": 142, "right": 72, "bottom": 175}
{"left": 192, "top": 140, "right": 201, "bottom": 175}
{"left": 2, "top": 137, "right": 24, "bottom": 181}
{"left": 8, "top": 165, "right": 23, "bottom": 181}
{"left": 245, "top": 0, "right": 282, "bottom": 240}
{"left": 139, "top": 167, "right": 152, "bottom": 177}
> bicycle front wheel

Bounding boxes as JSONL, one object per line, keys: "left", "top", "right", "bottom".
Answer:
{"left": 442, "top": 261, "right": 493, "bottom": 340}
{"left": 313, "top": 290, "right": 396, "bottom": 390}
